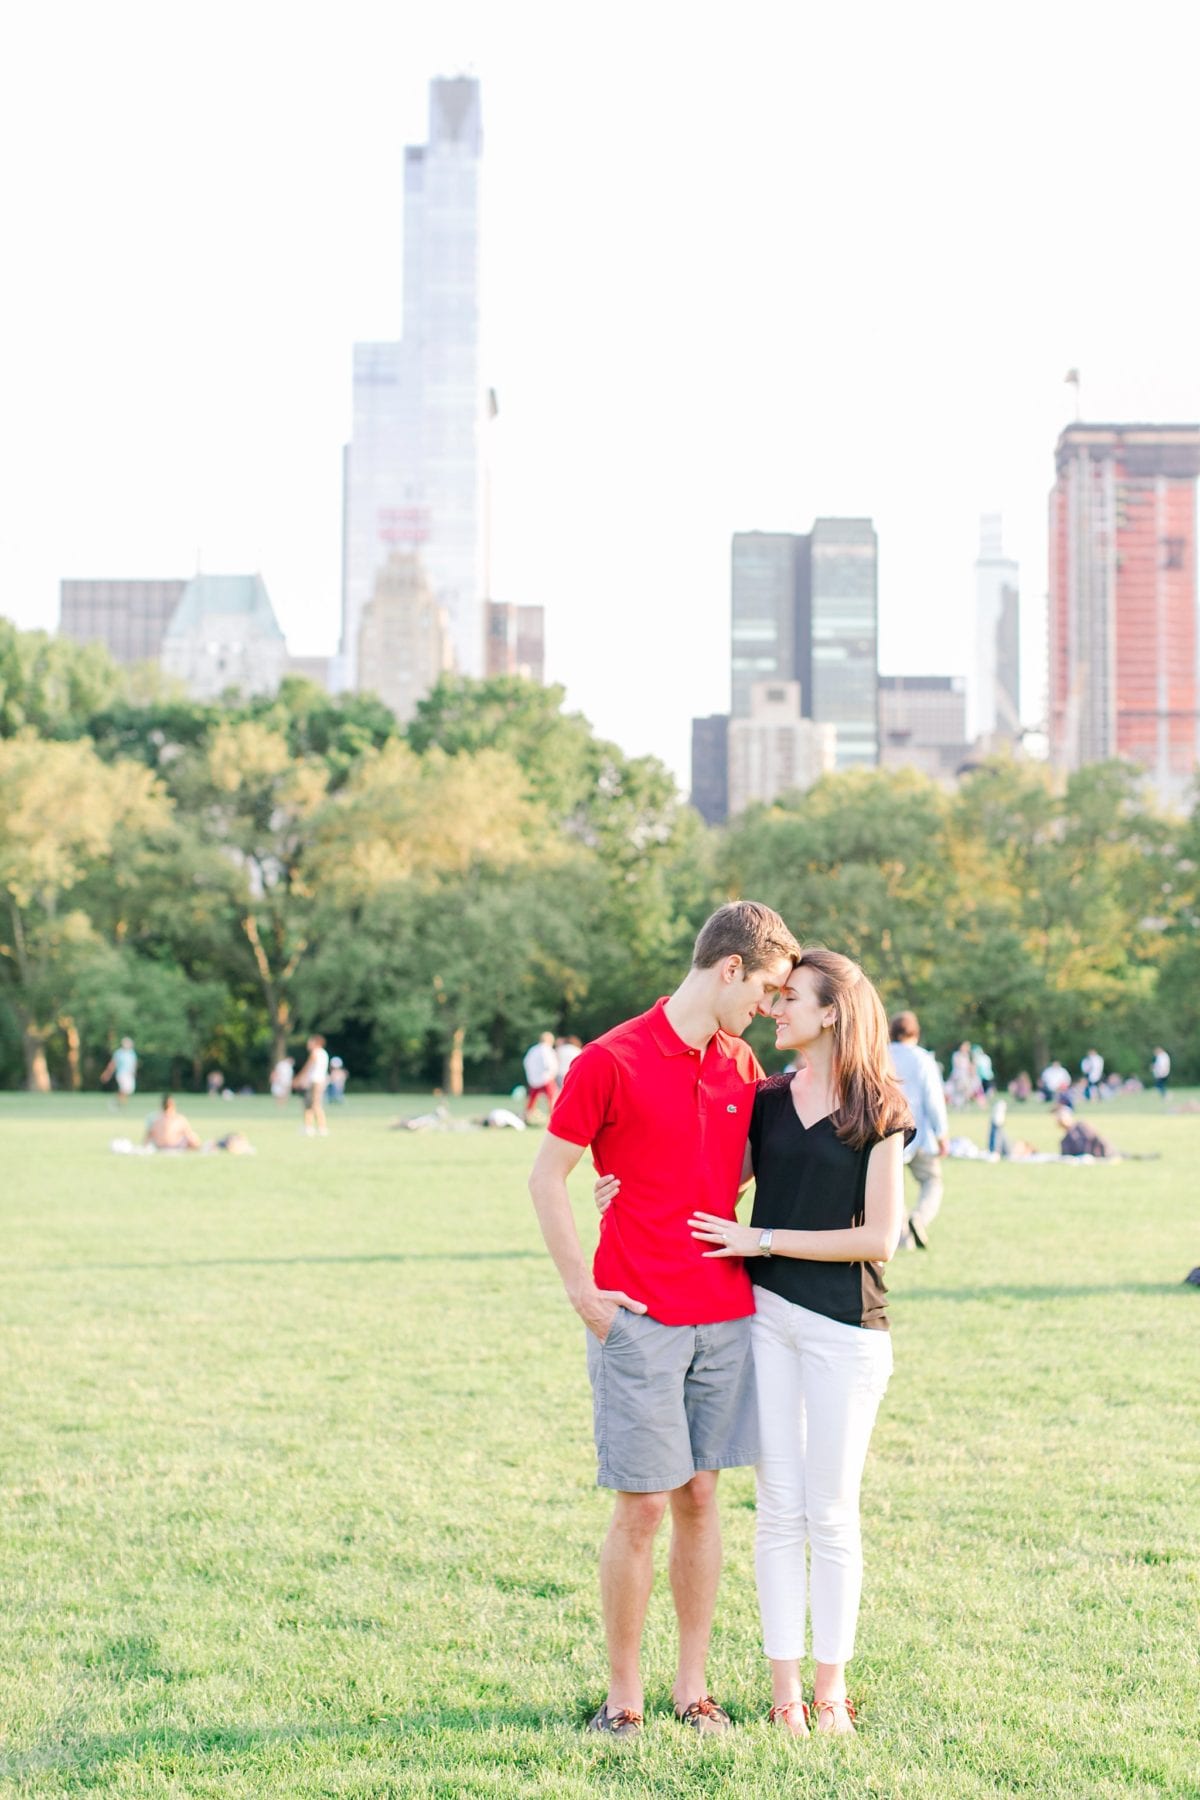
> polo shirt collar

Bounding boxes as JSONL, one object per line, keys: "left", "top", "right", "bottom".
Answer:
{"left": 647, "top": 997, "right": 734, "bottom": 1059}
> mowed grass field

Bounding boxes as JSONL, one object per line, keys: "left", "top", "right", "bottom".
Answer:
{"left": 1, "top": 1090, "right": 1197, "bottom": 1799}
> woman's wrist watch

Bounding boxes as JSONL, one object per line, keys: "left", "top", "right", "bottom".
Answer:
{"left": 757, "top": 1229, "right": 774, "bottom": 1258}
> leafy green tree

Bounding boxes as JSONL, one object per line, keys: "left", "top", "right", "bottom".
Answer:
{"left": 0, "top": 622, "right": 123, "bottom": 739}
{"left": 301, "top": 859, "right": 595, "bottom": 1094}
{"left": 299, "top": 740, "right": 592, "bottom": 1091}
{"left": 169, "top": 720, "right": 329, "bottom": 1069}
{"left": 406, "top": 675, "right": 599, "bottom": 820}
{"left": 311, "top": 740, "right": 548, "bottom": 901}
{"left": 84, "top": 695, "right": 219, "bottom": 771}
{"left": 719, "top": 767, "right": 953, "bottom": 1000}
{"left": 403, "top": 676, "right": 718, "bottom": 1051}
{"left": 0, "top": 735, "right": 170, "bottom": 1087}
{"left": 69, "top": 943, "right": 228, "bottom": 1088}
{"left": 1147, "top": 789, "right": 1200, "bottom": 1082}
{"left": 947, "top": 759, "right": 1167, "bottom": 1072}
{"left": 87, "top": 678, "right": 398, "bottom": 793}
{"left": 241, "top": 678, "right": 401, "bottom": 784}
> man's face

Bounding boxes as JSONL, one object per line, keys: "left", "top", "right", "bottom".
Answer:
{"left": 715, "top": 955, "right": 795, "bottom": 1037}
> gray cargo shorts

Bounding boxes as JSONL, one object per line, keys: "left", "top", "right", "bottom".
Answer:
{"left": 585, "top": 1308, "right": 759, "bottom": 1492}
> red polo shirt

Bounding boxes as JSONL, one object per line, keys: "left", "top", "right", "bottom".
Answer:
{"left": 548, "top": 998, "right": 762, "bottom": 1326}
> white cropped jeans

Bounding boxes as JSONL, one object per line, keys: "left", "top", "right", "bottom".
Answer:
{"left": 751, "top": 1284, "right": 893, "bottom": 1664}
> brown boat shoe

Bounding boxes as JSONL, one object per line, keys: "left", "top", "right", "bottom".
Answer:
{"left": 587, "top": 1702, "right": 643, "bottom": 1738}
{"left": 674, "top": 1694, "right": 732, "bottom": 1734}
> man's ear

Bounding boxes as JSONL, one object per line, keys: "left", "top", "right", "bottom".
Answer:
{"left": 721, "top": 955, "right": 744, "bottom": 985}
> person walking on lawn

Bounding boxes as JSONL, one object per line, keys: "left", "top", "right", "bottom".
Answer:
{"left": 528, "top": 901, "right": 800, "bottom": 1738}
{"left": 887, "top": 1011, "right": 949, "bottom": 1249}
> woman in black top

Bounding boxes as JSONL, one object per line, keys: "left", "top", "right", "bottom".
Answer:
{"left": 688, "top": 946, "right": 911, "bottom": 1738}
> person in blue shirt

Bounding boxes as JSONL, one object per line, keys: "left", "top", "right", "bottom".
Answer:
{"left": 101, "top": 1037, "right": 138, "bottom": 1108}
{"left": 886, "top": 1012, "right": 949, "bottom": 1249}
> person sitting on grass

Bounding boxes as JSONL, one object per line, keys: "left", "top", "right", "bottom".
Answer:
{"left": 143, "top": 1095, "right": 202, "bottom": 1152}
{"left": 1053, "top": 1107, "right": 1112, "bottom": 1159}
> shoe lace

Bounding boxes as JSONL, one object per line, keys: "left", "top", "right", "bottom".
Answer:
{"left": 686, "top": 1696, "right": 723, "bottom": 1720}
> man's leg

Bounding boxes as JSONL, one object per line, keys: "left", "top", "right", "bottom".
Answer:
{"left": 907, "top": 1150, "right": 943, "bottom": 1245}
{"left": 600, "top": 1489, "right": 669, "bottom": 1714}
{"left": 667, "top": 1470, "right": 721, "bottom": 1710}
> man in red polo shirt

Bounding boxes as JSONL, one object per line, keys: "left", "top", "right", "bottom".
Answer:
{"left": 529, "top": 901, "right": 800, "bottom": 1737}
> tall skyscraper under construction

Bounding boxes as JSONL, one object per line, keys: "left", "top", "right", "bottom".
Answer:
{"left": 1049, "top": 423, "right": 1200, "bottom": 809}
{"left": 337, "top": 77, "right": 485, "bottom": 691}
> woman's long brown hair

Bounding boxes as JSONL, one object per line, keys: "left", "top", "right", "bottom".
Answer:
{"left": 795, "top": 946, "right": 914, "bottom": 1150}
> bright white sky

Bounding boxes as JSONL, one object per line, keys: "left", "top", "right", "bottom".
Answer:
{"left": 3, "top": 0, "right": 1199, "bottom": 786}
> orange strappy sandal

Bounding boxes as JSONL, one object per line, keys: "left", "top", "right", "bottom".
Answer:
{"left": 812, "top": 1696, "right": 857, "bottom": 1734}
{"left": 768, "top": 1698, "right": 810, "bottom": 1737}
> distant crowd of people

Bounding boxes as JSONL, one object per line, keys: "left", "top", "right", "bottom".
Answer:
{"left": 97, "top": 1019, "right": 1178, "bottom": 1155}
{"left": 920, "top": 1041, "right": 1173, "bottom": 1115}
{"left": 100, "top": 1031, "right": 349, "bottom": 1140}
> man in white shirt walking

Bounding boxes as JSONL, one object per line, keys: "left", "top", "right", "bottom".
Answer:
{"left": 523, "top": 1032, "right": 559, "bottom": 1123}
{"left": 1081, "top": 1049, "right": 1104, "bottom": 1102}
{"left": 887, "top": 1012, "right": 949, "bottom": 1250}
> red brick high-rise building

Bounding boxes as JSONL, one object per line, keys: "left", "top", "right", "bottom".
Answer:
{"left": 1049, "top": 422, "right": 1200, "bottom": 808}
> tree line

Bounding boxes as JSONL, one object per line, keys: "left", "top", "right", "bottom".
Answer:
{"left": 2, "top": 619, "right": 1198, "bottom": 1093}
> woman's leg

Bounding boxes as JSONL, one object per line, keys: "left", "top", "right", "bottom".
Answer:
{"left": 751, "top": 1290, "right": 808, "bottom": 1719}
{"left": 798, "top": 1313, "right": 892, "bottom": 1723}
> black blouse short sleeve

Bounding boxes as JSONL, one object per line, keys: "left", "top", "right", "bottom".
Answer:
{"left": 747, "top": 1074, "right": 894, "bottom": 1330}
{"left": 748, "top": 1077, "right": 774, "bottom": 1176}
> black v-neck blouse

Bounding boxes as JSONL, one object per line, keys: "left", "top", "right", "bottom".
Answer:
{"left": 748, "top": 1073, "right": 910, "bottom": 1331}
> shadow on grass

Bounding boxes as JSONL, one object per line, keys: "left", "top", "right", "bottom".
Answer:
{"left": 13, "top": 1251, "right": 543, "bottom": 1275}
{"left": 0, "top": 1705, "right": 581, "bottom": 1780}
{"left": 900, "top": 1281, "right": 1188, "bottom": 1302}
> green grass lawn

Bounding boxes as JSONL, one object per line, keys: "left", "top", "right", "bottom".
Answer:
{"left": 1, "top": 1091, "right": 1197, "bottom": 1798}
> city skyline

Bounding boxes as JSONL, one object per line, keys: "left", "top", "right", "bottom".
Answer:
{"left": 5, "top": 3, "right": 1200, "bottom": 786}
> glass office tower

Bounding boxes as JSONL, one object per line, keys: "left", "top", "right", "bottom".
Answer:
{"left": 807, "top": 517, "right": 879, "bottom": 768}
{"left": 338, "top": 77, "right": 485, "bottom": 689}
{"left": 730, "top": 532, "right": 801, "bottom": 717}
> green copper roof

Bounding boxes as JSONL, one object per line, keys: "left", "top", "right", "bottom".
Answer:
{"left": 164, "top": 574, "right": 285, "bottom": 640}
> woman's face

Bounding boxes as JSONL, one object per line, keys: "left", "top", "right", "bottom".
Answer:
{"left": 772, "top": 963, "right": 832, "bottom": 1053}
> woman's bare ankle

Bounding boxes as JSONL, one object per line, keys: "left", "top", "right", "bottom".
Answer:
{"left": 812, "top": 1660, "right": 847, "bottom": 1706}
{"left": 768, "top": 1656, "right": 803, "bottom": 1709}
